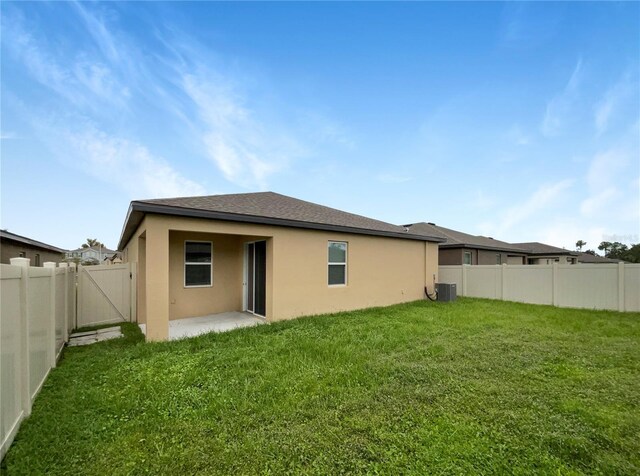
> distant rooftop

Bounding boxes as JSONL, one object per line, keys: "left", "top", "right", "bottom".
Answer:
{"left": 576, "top": 252, "right": 622, "bottom": 264}
{"left": 0, "top": 230, "right": 66, "bottom": 254}
{"left": 404, "top": 222, "right": 528, "bottom": 253}
{"left": 69, "top": 245, "right": 117, "bottom": 254}
{"left": 512, "top": 242, "right": 579, "bottom": 256}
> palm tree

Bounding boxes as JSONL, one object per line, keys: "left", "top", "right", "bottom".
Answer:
{"left": 81, "top": 238, "right": 103, "bottom": 249}
{"left": 575, "top": 240, "right": 587, "bottom": 251}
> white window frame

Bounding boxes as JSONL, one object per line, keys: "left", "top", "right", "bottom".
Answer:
{"left": 463, "top": 251, "right": 472, "bottom": 265}
{"left": 184, "top": 240, "right": 213, "bottom": 288}
{"left": 328, "top": 241, "right": 348, "bottom": 287}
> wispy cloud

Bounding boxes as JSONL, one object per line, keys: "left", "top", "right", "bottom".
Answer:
{"left": 594, "top": 72, "right": 637, "bottom": 135}
{"left": 541, "top": 58, "right": 583, "bottom": 136}
{"left": 538, "top": 220, "right": 607, "bottom": 251}
{"left": 65, "top": 127, "right": 206, "bottom": 198}
{"left": 495, "top": 179, "right": 574, "bottom": 235}
{"left": 579, "top": 187, "right": 618, "bottom": 217}
{"left": 1, "top": 9, "right": 130, "bottom": 112}
{"left": 2, "top": 3, "right": 318, "bottom": 191}
{"left": 580, "top": 146, "right": 631, "bottom": 218}
{"left": 71, "top": 1, "right": 121, "bottom": 63}
{"left": 180, "top": 71, "right": 301, "bottom": 189}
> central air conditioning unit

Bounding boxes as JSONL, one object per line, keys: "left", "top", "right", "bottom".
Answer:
{"left": 436, "top": 283, "right": 457, "bottom": 302}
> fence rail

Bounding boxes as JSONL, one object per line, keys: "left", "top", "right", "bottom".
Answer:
{"left": 0, "top": 259, "right": 76, "bottom": 460}
{"left": 439, "top": 263, "right": 640, "bottom": 312}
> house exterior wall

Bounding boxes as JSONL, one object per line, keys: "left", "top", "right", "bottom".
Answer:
{"left": 168, "top": 231, "right": 245, "bottom": 320}
{"left": 269, "top": 228, "right": 434, "bottom": 321}
{"left": 507, "top": 255, "right": 525, "bottom": 265}
{"left": 0, "top": 240, "right": 62, "bottom": 266}
{"left": 438, "top": 247, "right": 463, "bottom": 265}
{"left": 528, "top": 255, "right": 577, "bottom": 265}
{"left": 122, "top": 214, "right": 439, "bottom": 340}
{"left": 439, "top": 247, "right": 526, "bottom": 266}
{"left": 477, "top": 250, "right": 510, "bottom": 265}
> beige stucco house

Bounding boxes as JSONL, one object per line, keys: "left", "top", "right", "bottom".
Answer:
{"left": 117, "top": 192, "right": 443, "bottom": 341}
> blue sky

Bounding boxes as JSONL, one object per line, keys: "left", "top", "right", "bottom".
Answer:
{"left": 1, "top": 2, "right": 638, "bottom": 251}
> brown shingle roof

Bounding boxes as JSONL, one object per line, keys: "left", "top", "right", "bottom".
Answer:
{"left": 577, "top": 252, "right": 622, "bottom": 264}
{"left": 512, "top": 242, "right": 579, "bottom": 256}
{"left": 404, "top": 222, "right": 528, "bottom": 253}
{"left": 118, "top": 192, "right": 444, "bottom": 249}
{"left": 0, "top": 230, "right": 66, "bottom": 253}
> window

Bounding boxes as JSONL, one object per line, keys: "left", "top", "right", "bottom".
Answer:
{"left": 19, "top": 251, "right": 26, "bottom": 258}
{"left": 328, "top": 241, "right": 347, "bottom": 286}
{"left": 496, "top": 254, "right": 502, "bottom": 265}
{"left": 35, "top": 254, "right": 41, "bottom": 266}
{"left": 463, "top": 251, "right": 472, "bottom": 265}
{"left": 184, "top": 241, "right": 212, "bottom": 287}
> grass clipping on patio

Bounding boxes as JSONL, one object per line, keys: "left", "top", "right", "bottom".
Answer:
{"left": 3, "top": 298, "right": 639, "bottom": 474}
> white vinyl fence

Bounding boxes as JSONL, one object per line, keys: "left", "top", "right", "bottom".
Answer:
{"left": 1, "top": 259, "right": 136, "bottom": 459}
{"left": 439, "top": 263, "right": 640, "bottom": 312}
{"left": 1, "top": 259, "right": 76, "bottom": 459}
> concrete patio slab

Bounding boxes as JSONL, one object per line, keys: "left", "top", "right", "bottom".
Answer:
{"left": 138, "top": 312, "right": 265, "bottom": 340}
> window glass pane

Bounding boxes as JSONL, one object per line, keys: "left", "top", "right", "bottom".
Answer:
{"left": 185, "top": 264, "right": 211, "bottom": 286}
{"left": 186, "top": 242, "right": 211, "bottom": 263}
{"left": 328, "top": 264, "right": 346, "bottom": 285}
{"left": 328, "top": 242, "right": 347, "bottom": 263}
{"left": 463, "top": 252, "right": 471, "bottom": 265}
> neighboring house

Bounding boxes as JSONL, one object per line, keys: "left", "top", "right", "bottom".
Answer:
{"left": 404, "top": 222, "right": 529, "bottom": 265}
{"left": 66, "top": 246, "right": 118, "bottom": 263}
{"left": 117, "top": 192, "right": 444, "bottom": 341}
{"left": 0, "top": 230, "right": 65, "bottom": 266}
{"left": 576, "top": 252, "right": 622, "bottom": 264}
{"left": 512, "top": 242, "right": 579, "bottom": 265}
{"left": 103, "top": 252, "right": 123, "bottom": 265}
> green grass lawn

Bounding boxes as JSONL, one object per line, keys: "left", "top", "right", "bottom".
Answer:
{"left": 3, "top": 298, "right": 639, "bottom": 475}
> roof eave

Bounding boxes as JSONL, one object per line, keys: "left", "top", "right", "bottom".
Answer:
{"left": 118, "top": 202, "right": 446, "bottom": 249}
{"left": 439, "top": 242, "right": 528, "bottom": 254}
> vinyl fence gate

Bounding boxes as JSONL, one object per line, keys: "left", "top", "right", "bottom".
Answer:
{"left": 77, "top": 263, "right": 137, "bottom": 328}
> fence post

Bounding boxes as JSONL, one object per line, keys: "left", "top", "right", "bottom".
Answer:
{"left": 618, "top": 262, "right": 625, "bottom": 312}
{"left": 11, "top": 257, "right": 32, "bottom": 417}
{"left": 462, "top": 265, "right": 468, "bottom": 297}
{"left": 59, "top": 263, "right": 69, "bottom": 342}
{"left": 552, "top": 262, "right": 559, "bottom": 307}
{"left": 70, "top": 262, "right": 78, "bottom": 330}
{"left": 501, "top": 263, "right": 507, "bottom": 300}
{"left": 44, "top": 262, "right": 57, "bottom": 367}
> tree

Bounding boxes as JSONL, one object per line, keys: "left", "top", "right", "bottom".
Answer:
{"left": 81, "top": 238, "right": 104, "bottom": 249}
{"left": 583, "top": 249, "right": 596, "bottom": 256}
{"left": 575, "top": 240, "right": 587, "bottom": 251}
{"left": 625, "top": 243, "right": 640, "bottom": 263}
{"left": 608, "top": 242, "right": 629, "bottom": 260}
{"left": 598, "top": 241, "right": 613, "bottom": 255}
